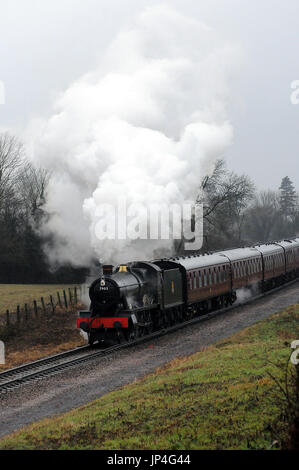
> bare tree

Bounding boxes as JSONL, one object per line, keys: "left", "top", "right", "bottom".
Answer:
{"left": 199, "top": 160, "right": 255, "bottom": 249}
{"left": 243, "top": 190, "right": 294, "bottom": 243}
{"left": 0, "top": 133, "right": 24, "bottom": 208}
{"left": 17, "top": 162, "right": 51, "bottom": 222}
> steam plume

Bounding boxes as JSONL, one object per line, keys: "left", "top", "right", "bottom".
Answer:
{"left": 26, "top": 5, "right": 238, "bottom": 266}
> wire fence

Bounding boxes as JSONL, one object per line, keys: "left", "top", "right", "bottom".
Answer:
{"left": 0, "top": 285, "right": 89, "bottom": 329}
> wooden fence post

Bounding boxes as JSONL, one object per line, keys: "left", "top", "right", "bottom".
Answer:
{"left": 33, "top": 300, "right": 38, "bottom": 318}
{"left": 74, "top": 287, "right": 78, "bottom": 304}
{"left": 50, "top": 295, "right": 55, "bottom": 314}
{"left": 63, "top": 290, "right": 68, "bottom": 309}
{"left": 68, "top": 288, "right": 72, "bottom": 305}
{"left": 25, "top": 303, "right": 28, "bottom": 322}
{"left": 41, "top": 297, "right": 46, "bottom": 314}
{"left": 57, "top": 292, "right": 62, "bottom": 308}
{"left": 6, "top": 310, "right": 9, "bottom": 327}
{"left": 17, "top": 305, "right": 20, "bottom": 324}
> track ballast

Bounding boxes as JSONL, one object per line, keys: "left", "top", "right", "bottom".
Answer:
{"left": 0, "top": 279, "right": 297, "bottom": 395}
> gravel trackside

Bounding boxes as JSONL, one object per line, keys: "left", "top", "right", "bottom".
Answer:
{"left": 0, "top": 281, "right": 298, "bottom": 439}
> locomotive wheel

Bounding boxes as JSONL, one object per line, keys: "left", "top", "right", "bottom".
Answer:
{"left": 145, "top": 311, "right": 154, "bottom": 334}
{"left": 135, "top": 325, "right": 142, "bottom": 338}
{"left": 126, "top": 323, "right": 141, "bottom": 342}
{"left": 125, "top": 326, "right": 135, "bottom": 342}
{"left": 116, "top": 329, "right": 126, "bottom": 344}
{"left": 139, "top": 312, "right": 146, "bottom": 337}
{"left": 170, "top": 309, "right": 176, "bottom": 325}
{"left": 88, "top": 332, "right": 96, "bottom": 346}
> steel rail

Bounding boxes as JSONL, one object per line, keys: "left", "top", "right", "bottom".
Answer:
{"left": 0, "top": 278, "right": 298, "bottom": 394}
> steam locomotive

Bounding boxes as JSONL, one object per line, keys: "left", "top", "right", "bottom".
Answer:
{"left": 77, "top": 238, "right": 299, "bottom": 345}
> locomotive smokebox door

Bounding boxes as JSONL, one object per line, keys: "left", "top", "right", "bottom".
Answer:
{"left": 163, "top": 269, "right": 183, "bottom": 308}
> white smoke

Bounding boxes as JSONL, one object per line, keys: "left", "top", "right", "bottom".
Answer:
{"left": 25, "top": 5, "right": 239, "bottom": 266}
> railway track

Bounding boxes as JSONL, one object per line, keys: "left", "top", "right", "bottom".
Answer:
{"left": 0, "top": 278, "right": 298, "bottom": 394}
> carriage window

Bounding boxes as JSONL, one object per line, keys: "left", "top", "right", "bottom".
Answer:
{"left": 204, "top": 271, "right": 207, "bottom": 287}
{"left": 193, "top": 272, "right": 197, "bottom": 289}
{"left": 199, "top": 271, "right": 202, "bottom": 288}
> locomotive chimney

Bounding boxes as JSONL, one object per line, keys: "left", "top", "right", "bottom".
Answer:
{"left": 103, "top": 265, "right": 114, "bottom": 276}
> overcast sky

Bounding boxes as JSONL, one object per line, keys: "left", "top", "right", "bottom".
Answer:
{"left": 0, "top": 0, "right": 298, "bottom": 190}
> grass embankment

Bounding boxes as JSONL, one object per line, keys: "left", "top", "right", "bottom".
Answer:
{"left": 0, "top": 284, "right": 86, "bottom": 370}
{"left": 0, "top": 308, "right": 86, "bottom": 371}
{"left": 1, "top": 305, "right": 298, "bottom": 450}
{"left": 0, "top": 284, "right": 79, "bottom": 314}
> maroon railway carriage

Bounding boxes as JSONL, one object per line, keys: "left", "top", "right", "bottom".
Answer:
{"left": 219, "top": 247, "right": 263, "bottom": 291}
{"left": 275, "top": 239, "right": 299, "bottom": 278}
{"left": 169, "top": 253, "right": 232, "bottom": 313}
{"left": 254, "top": 243, "right": 286, "bottom": 288}
{"left": 77, "top": 238, "right": 299, "bottom": 344}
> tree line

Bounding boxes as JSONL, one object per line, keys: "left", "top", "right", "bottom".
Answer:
{"left": 192, "top": 160, "right": 298, "bottom": 253}
{"left": 0, "top": 133, "right": 87, "bottom": 283}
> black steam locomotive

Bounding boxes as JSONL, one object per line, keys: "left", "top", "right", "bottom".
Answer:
{"left": 77, "top": 238, "right": 299, "bottom": 345}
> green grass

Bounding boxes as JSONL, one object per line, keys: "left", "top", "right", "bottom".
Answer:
{"left": 0, "top": 284, "right": 79, "bottom": 314}
{"left": 1, "top": 305, "right": 298, "bottom": 450}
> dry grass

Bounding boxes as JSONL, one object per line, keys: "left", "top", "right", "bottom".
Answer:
{"left": 0, "top": 306, "right": 86, "bottom": 371}
{"left": 0, "top": 284, "right": 80, "bottom": 315}
{"left": 1, "top": 304, "right": 298, "bottom": 450}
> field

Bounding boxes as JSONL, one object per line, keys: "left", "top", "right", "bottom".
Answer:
{"left": 0, "top": 284, "right": 80, "bottom": 314}
{"left": 0, "top": 283, "right": 86, "bottom": 370}
{"left": 1, "top": 304, "right": 298, "bottom": 450}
